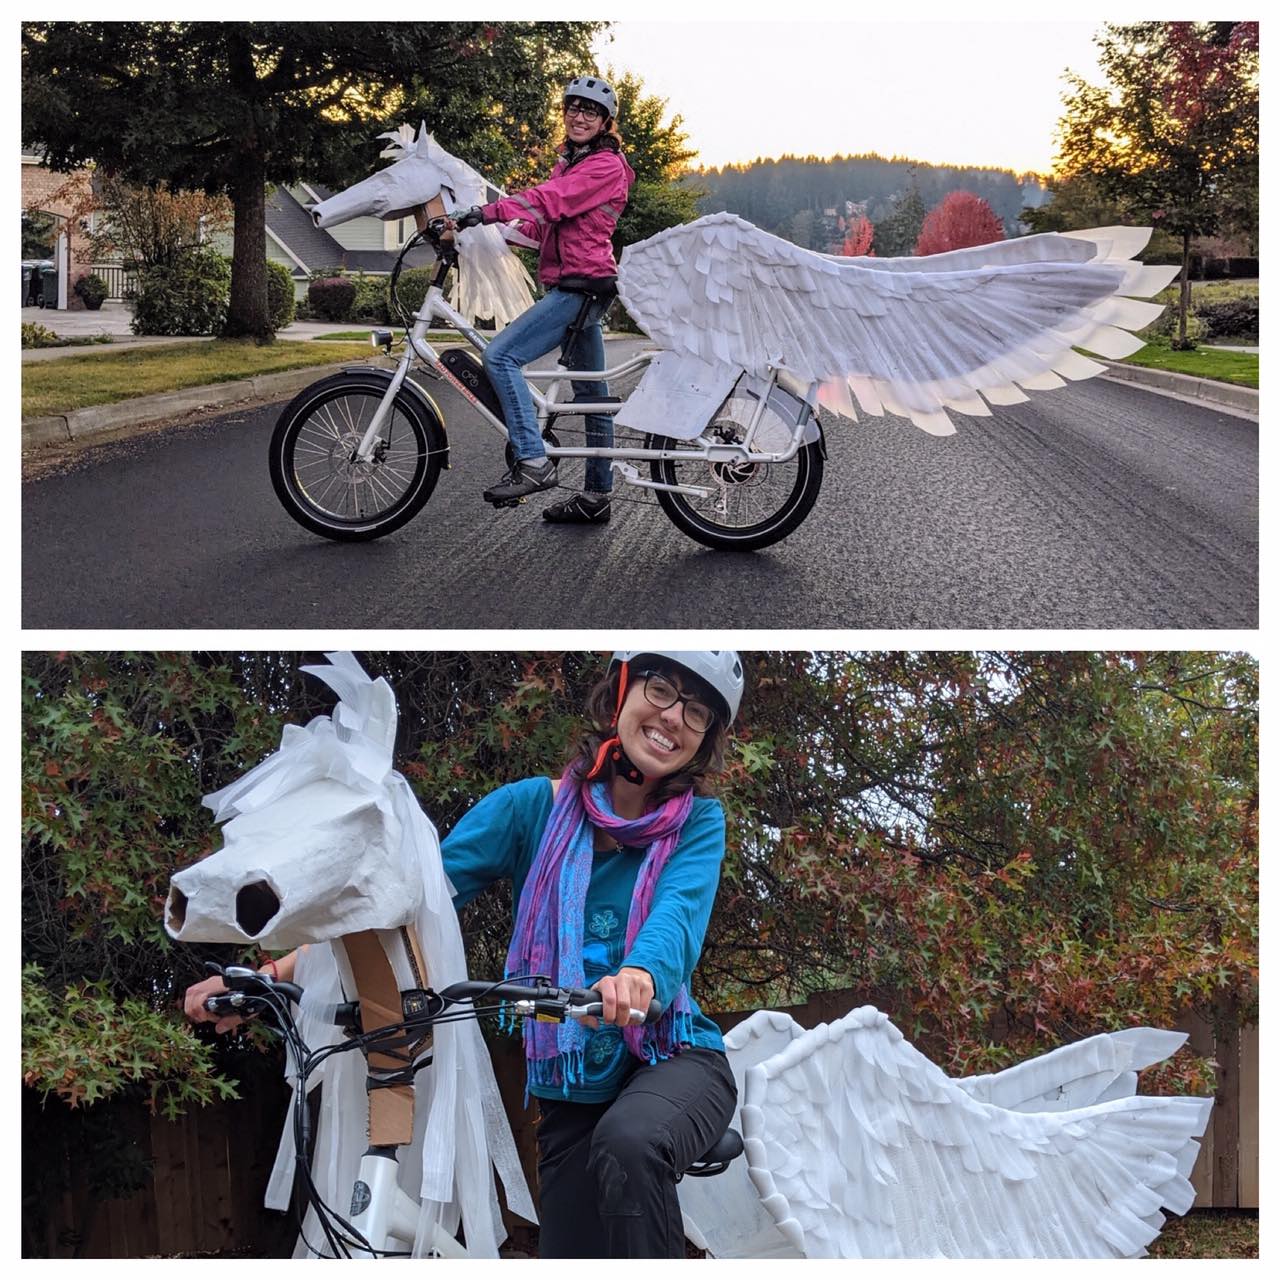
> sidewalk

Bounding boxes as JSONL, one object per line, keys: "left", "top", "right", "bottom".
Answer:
{"left": 21, "top": 300, "right": 382, "bottom": 361}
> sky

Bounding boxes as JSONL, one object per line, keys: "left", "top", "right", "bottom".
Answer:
{"left": 592, "top": 20, "right": 1106, "bottom": 176}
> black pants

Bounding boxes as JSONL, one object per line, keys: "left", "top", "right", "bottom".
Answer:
{"left": 534, "top": 1047, "right": 738, "bottom": 1258}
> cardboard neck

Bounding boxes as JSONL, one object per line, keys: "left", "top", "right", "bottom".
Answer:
{"left": 332, "top": 926, "right": 432, "bottom": 1148}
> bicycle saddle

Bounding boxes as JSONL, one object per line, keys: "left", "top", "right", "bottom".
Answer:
{"left": 557, "top": 274, "right": 618, "bottom": 298}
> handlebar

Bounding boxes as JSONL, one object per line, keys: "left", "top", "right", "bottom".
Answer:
{"left": 439, "top": 978, "right": 663, "bottom": 1026}
{"left": 201, "top": 967, "right": 662, "bottom": 1028}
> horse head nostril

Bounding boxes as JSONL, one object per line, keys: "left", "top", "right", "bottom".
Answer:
{"left": 235, "top": 880, "right": 281, "bottom": 937}
{"left": 166, "top": 885, "right": 188, "bottom": 933}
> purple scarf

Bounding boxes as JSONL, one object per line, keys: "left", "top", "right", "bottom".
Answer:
{"left": 505, "top": 769, "right": 695, "bottom": 1092}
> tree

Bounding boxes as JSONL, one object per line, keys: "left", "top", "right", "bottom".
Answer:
{"left": 23, "top": 650, "right": 1255, "bottom": 1110}
{"left": 22, "top": 22, "right": 603, "bottom": 341}
{"left": 44, "top": 170, "right": 233, "bottom": 271}
{"left": 605, "top": 68, "right": 702, "bottom": 254}
{"left": 1053, "top": 22, "right": 1258, "bottom": 346}
{"left": 873, "top": 178, "right": 926, "bottom": 258}
{"left": 839, "top": 214, "right": 874, "bottom": 256}
{"left": 915, "top": 190, "right": 1005, "bottom": 256}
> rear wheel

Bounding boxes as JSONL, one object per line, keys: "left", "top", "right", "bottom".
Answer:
{"left": 646, "top": 420, "right": 824, "bottom": 551}
{"left": 269, "top": 373, "right": 445, "bottom": 542}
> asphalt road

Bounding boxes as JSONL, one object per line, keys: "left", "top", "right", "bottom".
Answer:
{"left": 23, "top": 340, "right": 1257, "bottom": 629}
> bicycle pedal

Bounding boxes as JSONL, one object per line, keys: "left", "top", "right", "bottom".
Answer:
{"left": 487, "top": 496, "right": 524, "bottom": 509}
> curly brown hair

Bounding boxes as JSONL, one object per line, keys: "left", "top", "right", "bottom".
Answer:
{"left": 568, "top": 659, "right": 729, "bottom": 807}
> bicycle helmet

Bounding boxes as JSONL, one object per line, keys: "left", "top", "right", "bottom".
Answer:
{"left": 610, "top": 650, "right": 744, "bottom": 725}
{"left": 563, "top": 75, "right": 618, "bottom": 121}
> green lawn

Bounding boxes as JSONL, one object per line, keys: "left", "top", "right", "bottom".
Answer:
{"left": 1122, "top": 340, "right": 1258, "bottom": 389}
{"left": 22, "top": 339, "right": 375, "bottom": 418}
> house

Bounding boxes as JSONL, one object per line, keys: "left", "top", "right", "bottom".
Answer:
{"left": 257, "top": 183, "right": 440, "bottom": 299}
{"left": 21, "top": 150, "right": 96, "bottom": 309}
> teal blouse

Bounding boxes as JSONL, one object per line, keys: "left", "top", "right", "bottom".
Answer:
{"left": 442, "top": 776, "right": 727, "bottom": 1102}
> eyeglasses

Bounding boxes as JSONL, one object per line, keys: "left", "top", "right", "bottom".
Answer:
{"left": 637, "top": 671, "right": 715, "bottom": 734}
{"left": 564, "top": 101, "right": 604, "bottom": 121}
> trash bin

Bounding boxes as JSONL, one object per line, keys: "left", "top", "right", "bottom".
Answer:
{"left": 40, "top": 264, "right": 59, "bottom": 309}
{"left": 21, "top": 263, "right": 32, "bottom": 306}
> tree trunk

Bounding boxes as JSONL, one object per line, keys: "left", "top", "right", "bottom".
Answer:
{"left": 224, "top": 153, "right": 272, "bottom": 342}
{"left": 1172, "top": 225, "right": 1192, "bottom": 345}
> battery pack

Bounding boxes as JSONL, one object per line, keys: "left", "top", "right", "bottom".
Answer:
{"left": 439, "top": 347, "right": 506, "bottom": 423}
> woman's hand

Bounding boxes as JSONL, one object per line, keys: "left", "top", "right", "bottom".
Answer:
{"left": 181, "top": 973, "right": 243, "bottom": 1035}
{"left": 590, "top": 966, "right": 656, "bottom": 1029}
{"left": 442, "top": 206, "right": 484, "bottom": 234}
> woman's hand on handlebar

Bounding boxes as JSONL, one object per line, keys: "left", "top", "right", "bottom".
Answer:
{"left": 441, "top": 206, "right": 484, "bottom": 234}
{"left": 182, "top": 973, "right": 243, "bottom": 1035}
{"left": 588, "top": 966, "right": 656, "bottom": 1030}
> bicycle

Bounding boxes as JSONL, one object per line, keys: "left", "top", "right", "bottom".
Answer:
{"left": 268, "top": 217, "right": 826, "bottom": 552}
{"left": 203, "top": 964, "right": 744, "bottom": 1259}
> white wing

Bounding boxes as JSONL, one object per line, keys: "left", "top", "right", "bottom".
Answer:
{"left": 677, "top": 1010, "right": 806, "bottom": 1258}
{"left": 617, "top": 213, "right": 1179, "bottom": 435}
{"left": 740, "top": 1006, "right": 1211, "bottom": 1258}
{"left": 954, "top": 1026, "right": 1188, "bottom": 1112}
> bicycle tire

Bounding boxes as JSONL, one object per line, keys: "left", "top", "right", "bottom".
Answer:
{"left": 269, "top": 372, "right": 445, "bottom": 542}
{"left": 645, "top": 429, "right": 824, "bottom": 552}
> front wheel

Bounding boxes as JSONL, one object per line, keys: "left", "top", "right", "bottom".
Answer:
{"left": 269, "top": 373, "right": 445, "bottom": 542}
{"left": 646, "top": 425, "right": 824, "bottom": 552}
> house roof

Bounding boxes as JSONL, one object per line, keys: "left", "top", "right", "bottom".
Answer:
{"left": 265, "top": 185, "right": 434, "bottom": 277}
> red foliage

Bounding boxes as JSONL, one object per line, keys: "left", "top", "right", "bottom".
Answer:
{"left": 1162, "top": 22, "right": 1259, "bottom": 129}
{"left": 914, "top": 191, "right": 1005, "bottom": 256}
{"left": 839, "top": 215, "right": 874, "bottom": 257}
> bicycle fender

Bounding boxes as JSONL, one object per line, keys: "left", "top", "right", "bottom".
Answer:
{"left": 807, "top": 413, "right": 828, "bottom": 459}
{"left": 338, "top": 365, "right": 451, "bottom": 469}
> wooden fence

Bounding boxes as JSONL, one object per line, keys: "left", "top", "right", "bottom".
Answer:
{"left": 29, "top": 998, "right": 1256, "bottom": 1258}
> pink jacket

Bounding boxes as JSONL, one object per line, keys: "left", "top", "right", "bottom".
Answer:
{"left": 482, "top": 145, "right": 635, "bottom": 286}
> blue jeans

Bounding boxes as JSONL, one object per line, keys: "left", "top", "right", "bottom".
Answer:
{"left": 482, "top": 286, "right": 613, "bottom": 493}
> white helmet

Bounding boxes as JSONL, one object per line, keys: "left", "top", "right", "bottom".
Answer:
{"left": 564, "top": 75, "right": 618, "bottom": 121}
{"left": 610, "top": 650, "right": 744, "bottom": 724}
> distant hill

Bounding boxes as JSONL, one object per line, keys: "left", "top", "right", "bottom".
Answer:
{"left": 684, "top": 152, "right": 1049, "bottom": 249}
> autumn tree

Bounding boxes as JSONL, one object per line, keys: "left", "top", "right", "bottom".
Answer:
{"left": 21, "top": 22, "right": 603, "bottom": 341}
{"left": 914, "top": 190, "right": 1005, "bottom": 256}
{"left": 839, "top": 214, "right": 874, "bottom": 256}
{"left": 44, "top": 171, "right": 234, "bottom": 272}
{"left": 24, "top": 650, "right": 1254, "bottom": 1105}
{"left": 1053, "top": 21, "right": 1259, "bottom": 347}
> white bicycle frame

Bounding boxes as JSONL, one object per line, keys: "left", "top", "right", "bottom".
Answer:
{"left": 351, "top": 284, "right": 815, "bottom": 500}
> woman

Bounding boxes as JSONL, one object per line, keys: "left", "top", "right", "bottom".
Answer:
{"left": 447, "top": 75, "right": 635, "bottom": 521}
{"left": 185, "top": 650, "right": 743, "bottom": 1259}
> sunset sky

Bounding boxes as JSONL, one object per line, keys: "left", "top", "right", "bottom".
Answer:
{"left": 592, "top": 20, "right": 1107, "bottom": 176}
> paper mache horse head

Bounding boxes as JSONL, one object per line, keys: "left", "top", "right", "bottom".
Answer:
{"left": 306, "top": 122, "right": 535, "bottom": 327}
{"left": 166, "top": 653, "right": 535, "bottom": 1259}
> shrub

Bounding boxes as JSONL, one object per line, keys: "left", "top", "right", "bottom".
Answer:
{"left": 130, "top": 247, "right": 230, "bottom": 336}
{"left": 307, "top": 275, "right": 357, "bottom": 322}
{"left": 391, "top": 267, "right": 433, "bottom": 321}
{"left": 1143, "top": 287, "right": 1207, "bottom": 344}
{"left": 349, "top": 274, "right": 390, "bottom": 324}
{"left": 22, "top": 322, "right": 60, "bottom": 349}
{"left": 266, "top": 259, "right": 297, "bottom": 333}
{"left": 1198, "top": 296, "right": 1258, "bottom": 341}
{"left": 73, "top": 273, "right": 109, "bottom": 310}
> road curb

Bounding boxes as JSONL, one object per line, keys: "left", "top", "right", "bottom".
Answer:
{"left": 23, "top": 357, "right": 385, "bottom": 450}
{"left": 1098, "top": 359, "right": 1258, "bottom": 417}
